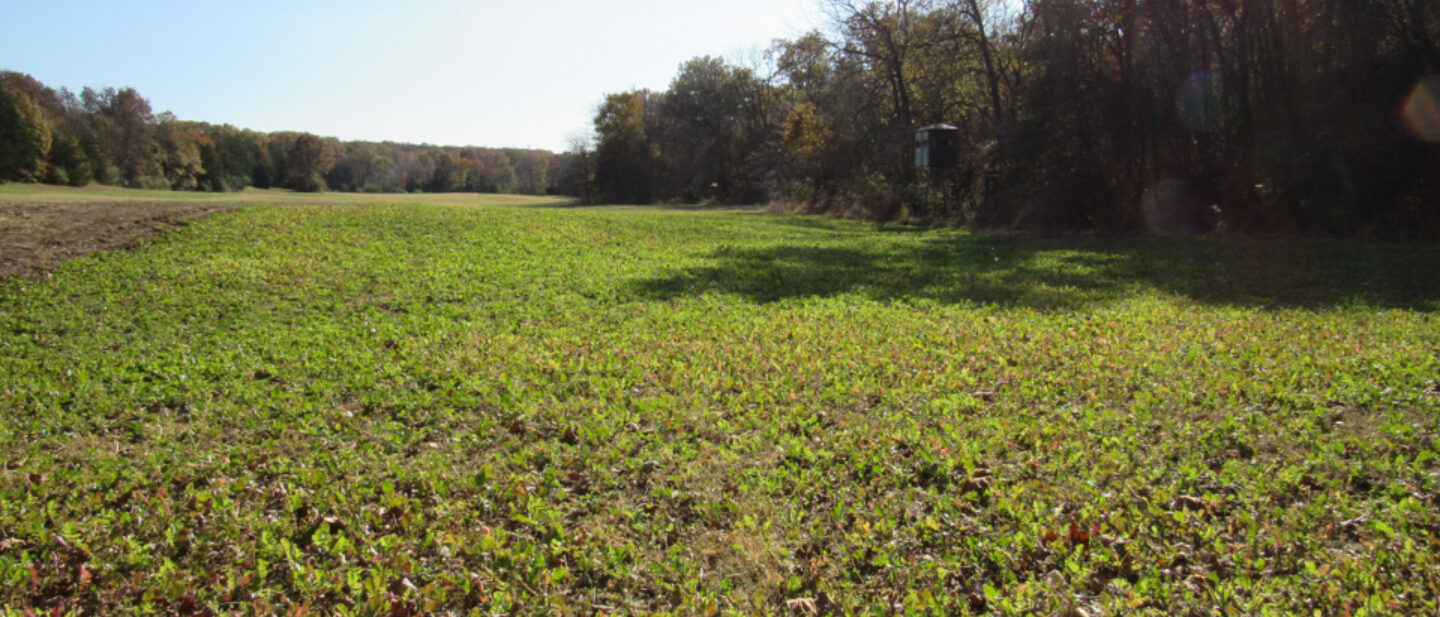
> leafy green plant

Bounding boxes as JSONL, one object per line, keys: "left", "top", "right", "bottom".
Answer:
{"left": 1, "top": 190, "right": 1437, "bottom": 614}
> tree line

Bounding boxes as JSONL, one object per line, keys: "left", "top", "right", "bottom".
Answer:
{"left": 582, "top": 0, "right": 1440, "bottom": 239}
{"left": 5, "top": 0, "right": 1438, "bottom": 239}
{"left": 0, "top": 72, "right": 561, "bottom": 195}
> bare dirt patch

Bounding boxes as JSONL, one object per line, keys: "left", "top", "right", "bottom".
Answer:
{"left": 0, "top": 201, "right": 230, "bottom": 278}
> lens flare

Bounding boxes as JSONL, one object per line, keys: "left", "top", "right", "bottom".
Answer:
{"left": 1403, "top": 75, "right": 1440, "bottom": 143}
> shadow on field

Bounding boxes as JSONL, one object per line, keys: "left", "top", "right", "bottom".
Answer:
{"left": 631, "top": 234, "right": 1440, "bottom": 311}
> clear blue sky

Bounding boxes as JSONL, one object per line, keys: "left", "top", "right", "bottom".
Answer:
{"left": 0, "top": 0, "right": 822, "bottom": 152}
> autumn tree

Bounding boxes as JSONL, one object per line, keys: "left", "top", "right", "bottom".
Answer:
{"left": 594, "top": 91, "right": 658, "bottom": 204}
{"left": 80, "top": 87, "right": 159, "bottom": 185}
{"left": 0, "top": 81, "right": 52, "bottom": 181}
{"left": 651, "top": 57, "right": 777, "bottom": 203}
{"left": 193, "top": 124, "right": 269, "bottom": 192}
{"left": 282, "top": 133, "right": 335, "bottom": 192}
{"left": 326, "top": 141, "right": 395, "bottom": 192}
{"left": 508, "top": 149, "right": 551, "bottom": 195}
{"left": 154, "top": 113, "right": 205, "bottom": 190}
{"left": 554, "top": 133, "right": 598, "bottom": 202}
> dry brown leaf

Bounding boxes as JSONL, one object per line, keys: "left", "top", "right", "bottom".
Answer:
{"left": 785, "top": 598, "right": 818, "bottom": 616}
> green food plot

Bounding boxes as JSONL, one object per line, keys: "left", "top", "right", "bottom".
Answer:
{"left": 1, "top": 198, "right": 1438, "bottom": 615}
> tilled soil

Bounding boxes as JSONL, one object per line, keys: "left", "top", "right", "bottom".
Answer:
{"left": 0, "top": 201, "right": 230, "bottom": 278}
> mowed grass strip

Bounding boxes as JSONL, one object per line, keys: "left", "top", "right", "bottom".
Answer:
{"left": 1, "top": 199, "right": 1438, "bottom": 615}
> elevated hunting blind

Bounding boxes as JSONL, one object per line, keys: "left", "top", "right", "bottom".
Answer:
{"left": 914, "top": 124, "right": 960, "bottom": 168}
